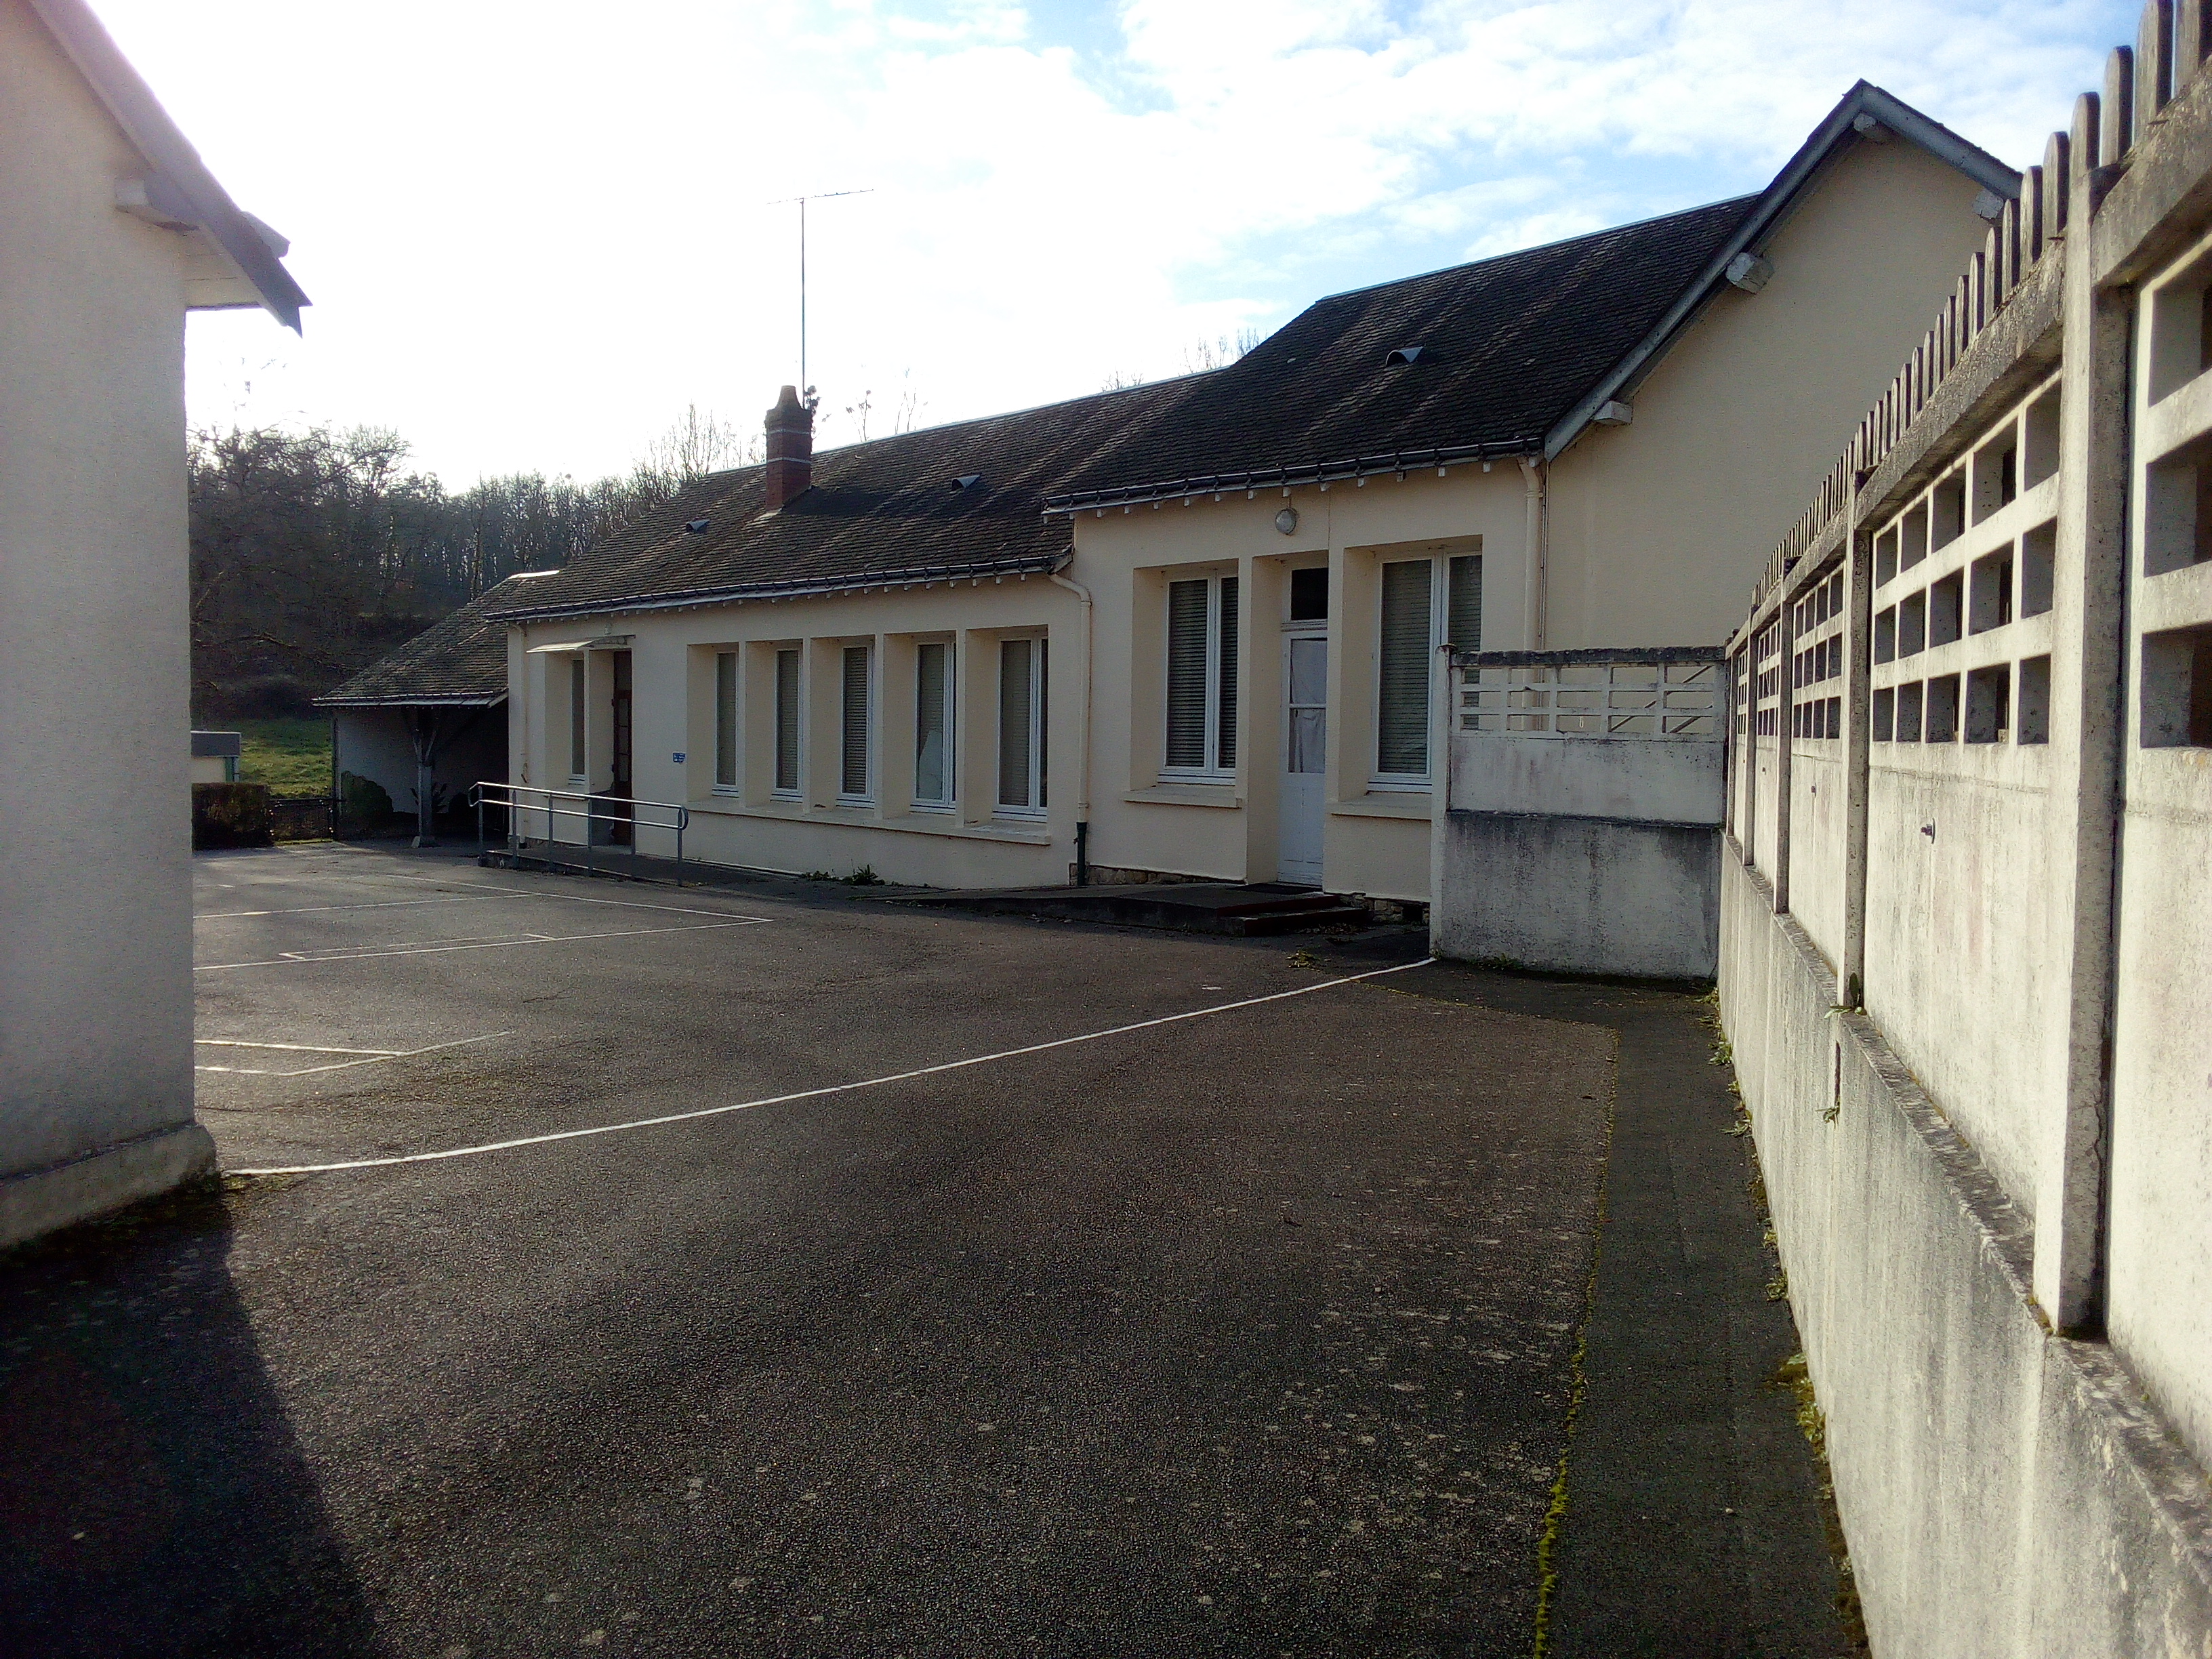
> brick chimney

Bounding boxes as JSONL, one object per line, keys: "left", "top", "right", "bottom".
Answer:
{"left": 763, "top": 384, "right": 814, "bottom": 510}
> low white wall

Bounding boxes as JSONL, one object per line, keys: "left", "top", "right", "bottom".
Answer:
{"left": 1720, "top": 848, "right": 2212, "bottom": 1657}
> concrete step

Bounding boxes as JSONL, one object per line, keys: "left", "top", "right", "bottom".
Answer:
{"left": 899, "top": 882, "right": 1374, "bottom": 937}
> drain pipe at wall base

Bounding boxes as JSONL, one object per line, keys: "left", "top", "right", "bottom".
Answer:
{"left": 1050, "top": 566, "right": 1094, "bottom": 885}
{"left": 1519, "top": 455, "right": 1548, "bottom": 649}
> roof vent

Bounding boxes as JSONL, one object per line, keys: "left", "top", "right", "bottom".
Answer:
{"left": 685, "top": 518, "right": 711, "bottom": 534}
{"left": 1385, "top": 346, "right": 1425, "bottom": 367}
{"left": 950, "top": 474, "right": 982, "bottom": 491}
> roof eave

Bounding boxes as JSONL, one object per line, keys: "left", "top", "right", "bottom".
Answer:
{"left": 315, "top": 692, "right": 508, "bottom": 710}
{"left": 1540, "top": 81, "right": 2020, "bottom": 464}
{"left": 27, "top": 0, "right": 309, "bottom": 331}
{"left": 1040, "top": 437, "right": 1542, "bottom": 517}
{"left": 487, "top": 551, "right": 1073, "bottom": 624}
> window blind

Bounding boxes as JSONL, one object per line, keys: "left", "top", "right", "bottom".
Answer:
{"left": 999, "top": 638, "right": 1034, "bottom": 807}
{"left": 1216, "top": 576, "right": 1239, "bottom": 769}
{"left": 841, "top": 645, "right": 871, "bottom": 798}
{"left": 714, "top": 653, "right": 737, "bottom": 787}
{"left": 1165, "top": 579, "right": 1208, "bottom": 769}
{"left": 569, "top": 658, "right": 587, "bottom": 776}
{"left": 1447, "top": 555, "right": 1482, "bottom": 651}
{"left": 774, "top": 648, "right": 801, "bottom": 794}
{"left": 915, "top": 641, "right": 951, "bottom": 805}
{"left": 1377, "top": 560, "right": 1433, "bottom": 775}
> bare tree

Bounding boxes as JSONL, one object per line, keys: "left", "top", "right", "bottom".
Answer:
{"left": 893, "top": 370, "right": 926, "bottom": 435}
{"left": 1179, "top": 327, "right": 1264, "bottom": 373}
{"left": 640, "top": 404, "right": 753, "bottom": 484}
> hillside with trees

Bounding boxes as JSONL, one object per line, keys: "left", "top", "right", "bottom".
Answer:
{"left": 188, "top": 407, "right": 753, "bottom": 720}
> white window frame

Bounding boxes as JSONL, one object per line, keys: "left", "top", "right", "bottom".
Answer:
{"left": 995, "top": 633, "right": 1048, "bottom": 821}
{"left": 837, "top": 642, "right": 874, "bottom": 806}
{"left": 713, "top": 650, "right": 740, "bottom": 794}
{"left": 1159, "top": 572, "right": 1239, "bottom": 783}
{"left": 771, "top": 647, "right": 803, "bottom": 801}
{"left": 912, "top": 638, "right": 957, "bottom": 813}
{"left": 1371, "top": 558, "right": 1440, "bottom": 790}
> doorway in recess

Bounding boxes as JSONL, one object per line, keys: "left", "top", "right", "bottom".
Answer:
{"left": 1279, "top": 629, "right": 1326, "bottom": 885}
{"left": 604, "top": 650, "right": 634, "bottom": 845}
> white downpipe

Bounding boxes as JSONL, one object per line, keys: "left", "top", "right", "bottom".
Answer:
{"left": 1050, "top": 568, "right": 1094, "bottom": 818}
{"left": 1519, "top": 456, "right": 1547, "bottom": 649}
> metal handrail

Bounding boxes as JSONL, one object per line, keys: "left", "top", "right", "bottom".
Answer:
{"left": 470, "top": 781, "right": 689, "bottom": 886}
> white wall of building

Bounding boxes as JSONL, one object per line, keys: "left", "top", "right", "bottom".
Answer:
{"left": 0, "top": 0, "right": 211, "bottom": 1239}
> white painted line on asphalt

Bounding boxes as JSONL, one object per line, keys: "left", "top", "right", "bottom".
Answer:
{"left": 200, "top": 882, "right": 769, "bottom": 924}
{"left": 196, "top": 1031, "right": 511, "bottom": 1078}
{"left": 196, "top": 918, "right": 767, "bottom": 972}
{"left": 199, "top": 1039, "right": 408, "bottom": 1057}
{"left": 199, "top": 895, "right": 508, "bottom": 920}
{"left": 228, "top": 958, "right": 1437, "bottom": 1176}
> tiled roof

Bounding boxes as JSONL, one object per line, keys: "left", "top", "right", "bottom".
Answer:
{"left": 315, "top": 573, "right": 552, "bottom": 706}
{"left": 1048, "top": 196, "right": 1759, "bottom": 507}
{"left": 485, "top": 380, "right": 1189, "bottom": 623}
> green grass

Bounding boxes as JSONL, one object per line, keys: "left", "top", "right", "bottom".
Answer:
{"left": 234, "top": 716, "right": 332, "bottom": 796}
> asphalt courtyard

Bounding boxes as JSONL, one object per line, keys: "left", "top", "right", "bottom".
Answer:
{"left": 0, "top": 842, "right": 1853, "bottom": 1658}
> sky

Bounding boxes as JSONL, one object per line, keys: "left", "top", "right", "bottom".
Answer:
{"left": 90, "top": 0, "right": 2132, "bottom": 487}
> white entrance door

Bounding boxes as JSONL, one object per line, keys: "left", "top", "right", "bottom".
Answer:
{"left": 1279, "top": 633, "right": 1326, "bottom": 884}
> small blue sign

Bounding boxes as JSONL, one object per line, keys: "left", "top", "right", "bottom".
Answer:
{"left": 671, "top": 752, "right": 686, "bottom": 764}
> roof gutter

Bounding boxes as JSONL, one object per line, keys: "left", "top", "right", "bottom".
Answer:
{"left": 1041, "top": 437, "right": 1541, "bottom": 517}
{"left": 486, "top": 550, "right": 1070, "bottom": 624}
{"left": 314, "top": 693, "right": 508, "bottom": 710}
{"left": 1541, "top": 81, "right": 2020, "bottom": 465}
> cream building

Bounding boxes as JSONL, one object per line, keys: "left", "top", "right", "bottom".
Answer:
{"left": 0, "top": 0, "right": 304, "bottom": 1243}
{"left": 361, "top": 85, "right": 2014, "bottom": 908}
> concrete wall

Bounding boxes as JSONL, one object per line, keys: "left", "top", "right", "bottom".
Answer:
{"left": 1721, "top": 853, "right": 2212, "bottom": 1658}
{"left": 0, "top": 0, "right": 216, "bottom": 1242}
{"left": 1715, "top": 26, "right": 2212, "bottom": 1652}
{"left": 1436, "top": 709, "right": 1724, "bottom": 979}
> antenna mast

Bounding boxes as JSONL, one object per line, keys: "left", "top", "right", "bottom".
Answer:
{"left": 768, "top": 188, "right": 873, "bottom": 398}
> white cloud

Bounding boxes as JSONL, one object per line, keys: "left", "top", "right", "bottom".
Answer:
{"left": 87, "top": 0, "right": 2129, "bottom": 483}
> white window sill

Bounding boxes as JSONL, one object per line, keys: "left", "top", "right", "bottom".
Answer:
{"left": 1330, "top": 792, "right": 1433, "bottom": 821}
{"left": 1124, "top": 783, "right": 1243, "bottom": 808}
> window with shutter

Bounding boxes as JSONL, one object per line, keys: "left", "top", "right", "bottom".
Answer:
{"left": 840, "top": 645, "right": 872, "bottom": 802}
{"left": 773, "top": 648, "right": 801, "bottom": 796}
{"left": 998, "top": 637, "right": 1048, "bottom": 815}
{"left": 714, "top": 652, "right": 738, "bottom": 789}
{"left": 914, "top": 641, "right": 954, "bottom": 808}
{"left": 1376, "top": 559, "right": 1434, "bottom": 779}
{"left": 1159, "top": 574, "right": 1240, "bottom": 781}
{"left": 568, "top": 657, "right": 587, "bottom": 778}
{"left": 1165, "top": 580, "right": 1209, "bottom": 769}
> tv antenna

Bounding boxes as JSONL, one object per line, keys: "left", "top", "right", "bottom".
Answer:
{"left": 767, "top": 188, "right": 874, "bottom": 398}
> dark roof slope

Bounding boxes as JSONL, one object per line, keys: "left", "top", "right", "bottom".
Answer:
{"left": 316, "top": 572, "right": 554, "bottom": 706}
{"left": 1048, "top": 196, "right": 1757, "bottom": 505}
{"left": 488, "top": 379, "right": 1187, "bottom": 623}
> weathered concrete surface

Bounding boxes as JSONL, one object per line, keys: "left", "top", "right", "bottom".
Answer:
{"left": 7, "top": 843, "right": 1621, "bottom": 1658}
{"left": 1374, "top": 955, "right": 1855, "bottom": 1658}
{"left": 1436, "top": 811, "right": 1721, "bottom": 982}
{"left": 0, "top": 1122, "right": 215, "bottom": 1251}
{"left": 1721, "top": 850, "right": 2212, "bottom": 1658}
{"left": 1451, "top": 732, "right": 1724, "bottom": 825}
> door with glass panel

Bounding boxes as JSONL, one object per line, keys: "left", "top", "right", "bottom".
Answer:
{"left": 1279, "top": 632, "right": 1326, "bottom": 884}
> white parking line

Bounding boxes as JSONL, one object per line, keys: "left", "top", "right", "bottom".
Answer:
{"left": 199, "top": 895, "right": 509, "bottom": 920}
{"left": 196, "top": 918, "right": 767, "bottom": 972}
{"left": 199, "top": 884, "right": 767, "bottom": 924}
{"left": 228, "top": 958, "right": 1436, "bottom": 1174}
{"left": 195, "top": 1031, "right": 511, "bottom": 1078}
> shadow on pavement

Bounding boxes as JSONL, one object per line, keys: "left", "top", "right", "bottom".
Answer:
{"left": 0, "top": 1182, "right": 382, "bottom": 1659}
